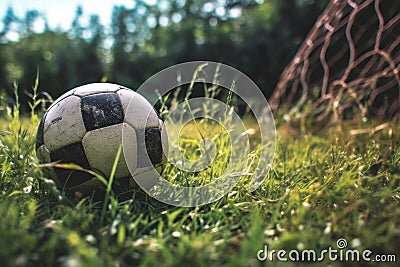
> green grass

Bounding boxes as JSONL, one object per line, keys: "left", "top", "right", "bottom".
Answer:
{"left": 0, "top": 85, "right": 399, "bottom": 266}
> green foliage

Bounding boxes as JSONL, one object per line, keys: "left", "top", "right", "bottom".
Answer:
{"left": 0, "top": 83, "right": 39, "bottom": 196}
{"left": 0, "top": 0, "right": 329, "bottom": 109}
{"left": 0, "top": 80, "right": 399, "bottom": 266}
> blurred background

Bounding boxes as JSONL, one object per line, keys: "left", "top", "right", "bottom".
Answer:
{"left": 0, "top": 0, "right": 329, "bottom": 111}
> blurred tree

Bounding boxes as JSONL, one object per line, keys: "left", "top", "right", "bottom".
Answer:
{"left": 0, "top": 0, "right": 329, "bottom": 110}
{"left": 0, "top": 7, "right": 19, "bottom": 92}
{"left": 1, "top": 7, "right": 106, "bottom": 111}
{"left": 23, "top": 10, "right": 43, "bottom": 36}
{"left": 0, "top": 7, "right": 19, "bottom": 42}
{"left": 70, "top": 7, "right": 105, "bottom": 85}
{"left": 108, "top": 0, "right": 328, "bottom": 95}
{"left": 2, "top": 31, "right": 76, "bottom": 110}
{"left": 110, "top": 6, "right": 136, "bottom": 86}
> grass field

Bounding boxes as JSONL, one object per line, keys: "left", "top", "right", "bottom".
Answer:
{"left": 0, "top": 90, "right": 399, "bottom": 267}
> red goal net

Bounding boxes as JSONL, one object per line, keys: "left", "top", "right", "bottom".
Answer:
{"left": 270, "top": 0, "right": 400, "bottom": 126}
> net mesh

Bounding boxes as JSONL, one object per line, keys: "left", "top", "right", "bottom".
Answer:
{"left": 270, "top": 0, "right": 400, "bottom": 126}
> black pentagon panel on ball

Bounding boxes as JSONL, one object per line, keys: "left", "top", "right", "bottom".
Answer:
{"left": 35, "top": 112, "right": 47, "bottom": 150}
{"left": 50, "top": 142, "right": 92, "bottom": 188}
{"left": 81, "top": 93, "right": 124, "bottom": 131}
{"left": 137, "top": 127, "right": 163, "bottom": 168}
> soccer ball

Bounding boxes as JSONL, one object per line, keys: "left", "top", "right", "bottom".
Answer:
{"left": 36, "top": 83, "right": 165, "bottom": 200}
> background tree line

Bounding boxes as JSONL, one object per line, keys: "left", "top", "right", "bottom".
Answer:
{"left": 0, "top": 0, "right": 329, "bottom": 111}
